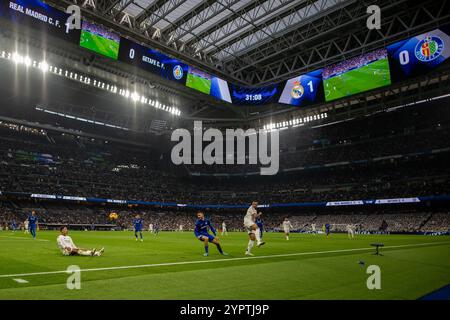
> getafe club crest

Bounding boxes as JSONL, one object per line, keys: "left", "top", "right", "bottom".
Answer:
{"left": 415, "top": 36, "right": 444, "bottom": 62}
{"left": 291, "top": 80, "right": 304, "bottom": 99}
{"left": 173, "top": 65, "right": 184, "bottom": 80}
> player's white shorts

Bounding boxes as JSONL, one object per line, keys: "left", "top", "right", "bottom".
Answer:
{"left": 284, "top": 228, "right": 290, "bottom": 234}
{"left": 244, "top": 219, "right": 255, "bottom": 229}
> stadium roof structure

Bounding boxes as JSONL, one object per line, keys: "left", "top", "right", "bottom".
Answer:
{"left": 48, "top": 0, "right": 448, "bottom": 86}
{"left": 4, "top": 0, "right": 450, "bottom": 128}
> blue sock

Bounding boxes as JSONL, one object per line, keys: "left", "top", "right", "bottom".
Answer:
{"left": 216, "top": 244, "right": 223, "bottom": 254}
{"left": 204, "top": 246, "right": 209, "bottom": 254}
{"left": 140, "top": 232, "right": 143, "bottom": 239}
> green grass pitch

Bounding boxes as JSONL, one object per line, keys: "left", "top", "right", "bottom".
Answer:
{"left": 186, "top": 73, "right": 212, "bottom": 94}
{"left": 0, "top": 231, "right": 449, "bottom": 300}
{"left": 324, "top": 58, "right": 392, "bottom": 102}
{"left": 79, "top": 31, "right": 120, "bottom": 60}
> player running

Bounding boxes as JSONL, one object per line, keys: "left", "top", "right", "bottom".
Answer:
{"left": 221, "top": 221, "right": 228, "bottom": 236}
{"left": 325, "top": 223, "right": 331, "bottom": 238}
{"left": 28, "top": 211, "right": 38, "bottom": 239}
{"left": 23, "top": 219, "right": 29, "bottom": 234}
{"left": 57, "top": 226, "right": 104, "bottom": 256}
{"left": 11, "top": 219, "right": 16, "bottom": 233}
{"left": 347, "top": 224, "right": 355, "bottom": 239}
{"left": 244, "top": 201, "right": 265, "bottom": 256}
{"left": 311, "top": 223, "right": 316, "bottom": 235}
{"left": 194, "top": 211, "right": 227, "bottom": 257}
{"left": 256, "top": 216, "right": 264, "bottom": 239}
{"left": 133, "top": 214, "right": 144, "bottom": 241}
{"left": 282, "top": 218, "right": 294, "bottom": 240}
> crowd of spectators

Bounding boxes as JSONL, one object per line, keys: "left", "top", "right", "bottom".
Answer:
{"left": 1, "top": 202, "right": 449, "bottom": 234}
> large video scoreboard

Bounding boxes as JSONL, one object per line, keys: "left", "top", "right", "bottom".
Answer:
{"left": 1, "top": 0, "right": 449, "bottom": 107}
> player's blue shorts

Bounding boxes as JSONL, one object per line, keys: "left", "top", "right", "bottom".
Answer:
{"left": 195, "top": 232, "right": 215, "bottom": 242}
{"left": 326, "top": 229, "right": 330, "bottom": 235}
{"left": 135, "top": 227, "right": 142, "bottom": 232}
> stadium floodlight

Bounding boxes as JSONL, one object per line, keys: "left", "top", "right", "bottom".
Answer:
{"left": 12, "top": 52, "right": 23, "bottom": 64}
{"left": 39, "top": 61, "right": 49, "bottom": 73}
{"left": 131, "top": 92, "right": 140, "bottom": 102}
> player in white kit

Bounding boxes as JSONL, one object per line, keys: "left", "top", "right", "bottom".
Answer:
{"left": 23, "top": 219, "right": 29, "bottom": 234}
{"left": 221, "top": 222, "right": 228, "bottom": 236}
{"left": 244, "top": 201, "right": 265, "bottom": 256}
{"left": 57, "top": 226, "right": 104, "bottom": 256}
{"left": 179, "top": 224, "right": 184, "bottom": 232}
{"left": 283, "top": 218, "right": 294, "bottom": 240}
{"left": 347, "top": 224, "right": 355, "bottom": 239}
{"left": 311, "top": 223, "right": 316, "bottom": 235}
{"left": 149, "top": 223, "right": 154, "bottom": 233}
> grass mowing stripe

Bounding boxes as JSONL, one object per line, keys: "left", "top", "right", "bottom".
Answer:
{"left": 0, "top": 241, "right": 448, "bottom": 279}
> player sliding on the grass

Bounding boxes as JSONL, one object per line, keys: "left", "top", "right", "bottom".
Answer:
{"left": 57, "top": 226, "right": 104, "bottom": 256}
{"left": 133, "top": 214, "right": 144, "bottom": 242}
{"left": 194, "top": 211, "right": 228, "bottom": 257}
{"left": 244, "top": 201, "right": 265, "bottom": 256}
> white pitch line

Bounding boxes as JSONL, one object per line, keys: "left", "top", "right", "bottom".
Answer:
{"left": 0, "top": 241, "right": 448, "bottom": 279}
{"left": 0, "top": 236, "right": 49, "bottom": 242}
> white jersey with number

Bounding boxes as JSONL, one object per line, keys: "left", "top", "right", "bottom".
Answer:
{"left": 283, "top": 221, "right": 293, "bottom": 232}
{"left": 244, "top": 206, "right": 256, "bottom": 228}
{"left": 57, "top": 235, "right": 76, "bottom": 253}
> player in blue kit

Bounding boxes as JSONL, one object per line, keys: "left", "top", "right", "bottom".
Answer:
{"left": 11, "top": 219, "right": 17, "bottom": 232}
{"left": 256, "top": 217, "right": 264, "bottom": 239}
{"left": 28, "top": 211, "right": 38, "bottom": 239}
{"left": 133, "top": 215, "right": 144, "bottom": 241}
{"left": 194, "top": 211, "right": 228, "bottom": 257}
{"left": 325, "top": 223, "right": 331, "bottom": 238}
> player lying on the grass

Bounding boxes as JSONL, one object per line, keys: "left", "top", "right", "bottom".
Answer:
{"left": 194, "top": 211, "right": 228, "bottom": 257}
{"left": 244, "top": 201, "right": 265, "bottom": 256}
{"left": 57, "top": 226, "right": 104, "bottom": 256}
{"left": 283, "top": 218, "right": 294, "bottom": 241}
{"left": 133, "top": 214, "right": 144, "bottom": 241}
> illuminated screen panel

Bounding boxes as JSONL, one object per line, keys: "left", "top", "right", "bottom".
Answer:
{"left": 387, "top": 28, "right": 450, "bottom": 82}
{"left": 118, "top": 38, "right": 188, "bottom": 84}
{"left": 231, "top": 84, "right": 280, "bottom": 105}
{"left": 210, "top": 77, "right": 232, "bottom": 103}
{"left": 186, "top": 66, "right": 212, "bottom": 95}
{"left": 80, "top": 20, "right": 120, "bottom": 60}
{"left": 278, "top": 69, "right": 324, "bottom": 107}
{"left": 0, "top": 0, "right": 81, "bottom": 43}
{"left": 323, "top": 49, "right": 392, "bottom": 102}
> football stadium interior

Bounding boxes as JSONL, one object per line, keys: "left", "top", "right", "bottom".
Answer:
{"left": 0, "top": 0, "right": 449, "bottom": 301}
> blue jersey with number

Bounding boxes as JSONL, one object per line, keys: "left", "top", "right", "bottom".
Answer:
{"left": 29, "top": 215, "right": 37, "bottom": 227}
{"left": 194, "top": 219, "right": 216, "bottom": 237}
{"left": 133, "top": 218, "right": 143, "bottom": 231}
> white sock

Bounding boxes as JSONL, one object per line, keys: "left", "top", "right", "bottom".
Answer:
{"left": 77, "top": 250, "right": 92, "bottom": 256}
{"left": 255, "top": 228, "right": 262, "bottom": 243}
{"left": 247, "top": 240, "right": 254, "bottom": 253}
{"left": 286, "top": 236, "right": 289, "bottom": 240}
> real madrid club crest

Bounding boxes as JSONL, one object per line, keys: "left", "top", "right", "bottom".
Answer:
{"left": 291, "top": 80, "right": 304, "bottom": 99}
{"left": 415, "top": 36, "right": 444, "bottom": 62}
{"left": 173, "top": 65, "right": 184, "bottom": 80}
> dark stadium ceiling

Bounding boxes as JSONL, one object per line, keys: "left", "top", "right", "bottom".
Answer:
{"left": 46, "top": 0, "right": 450, "bottom": 86}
